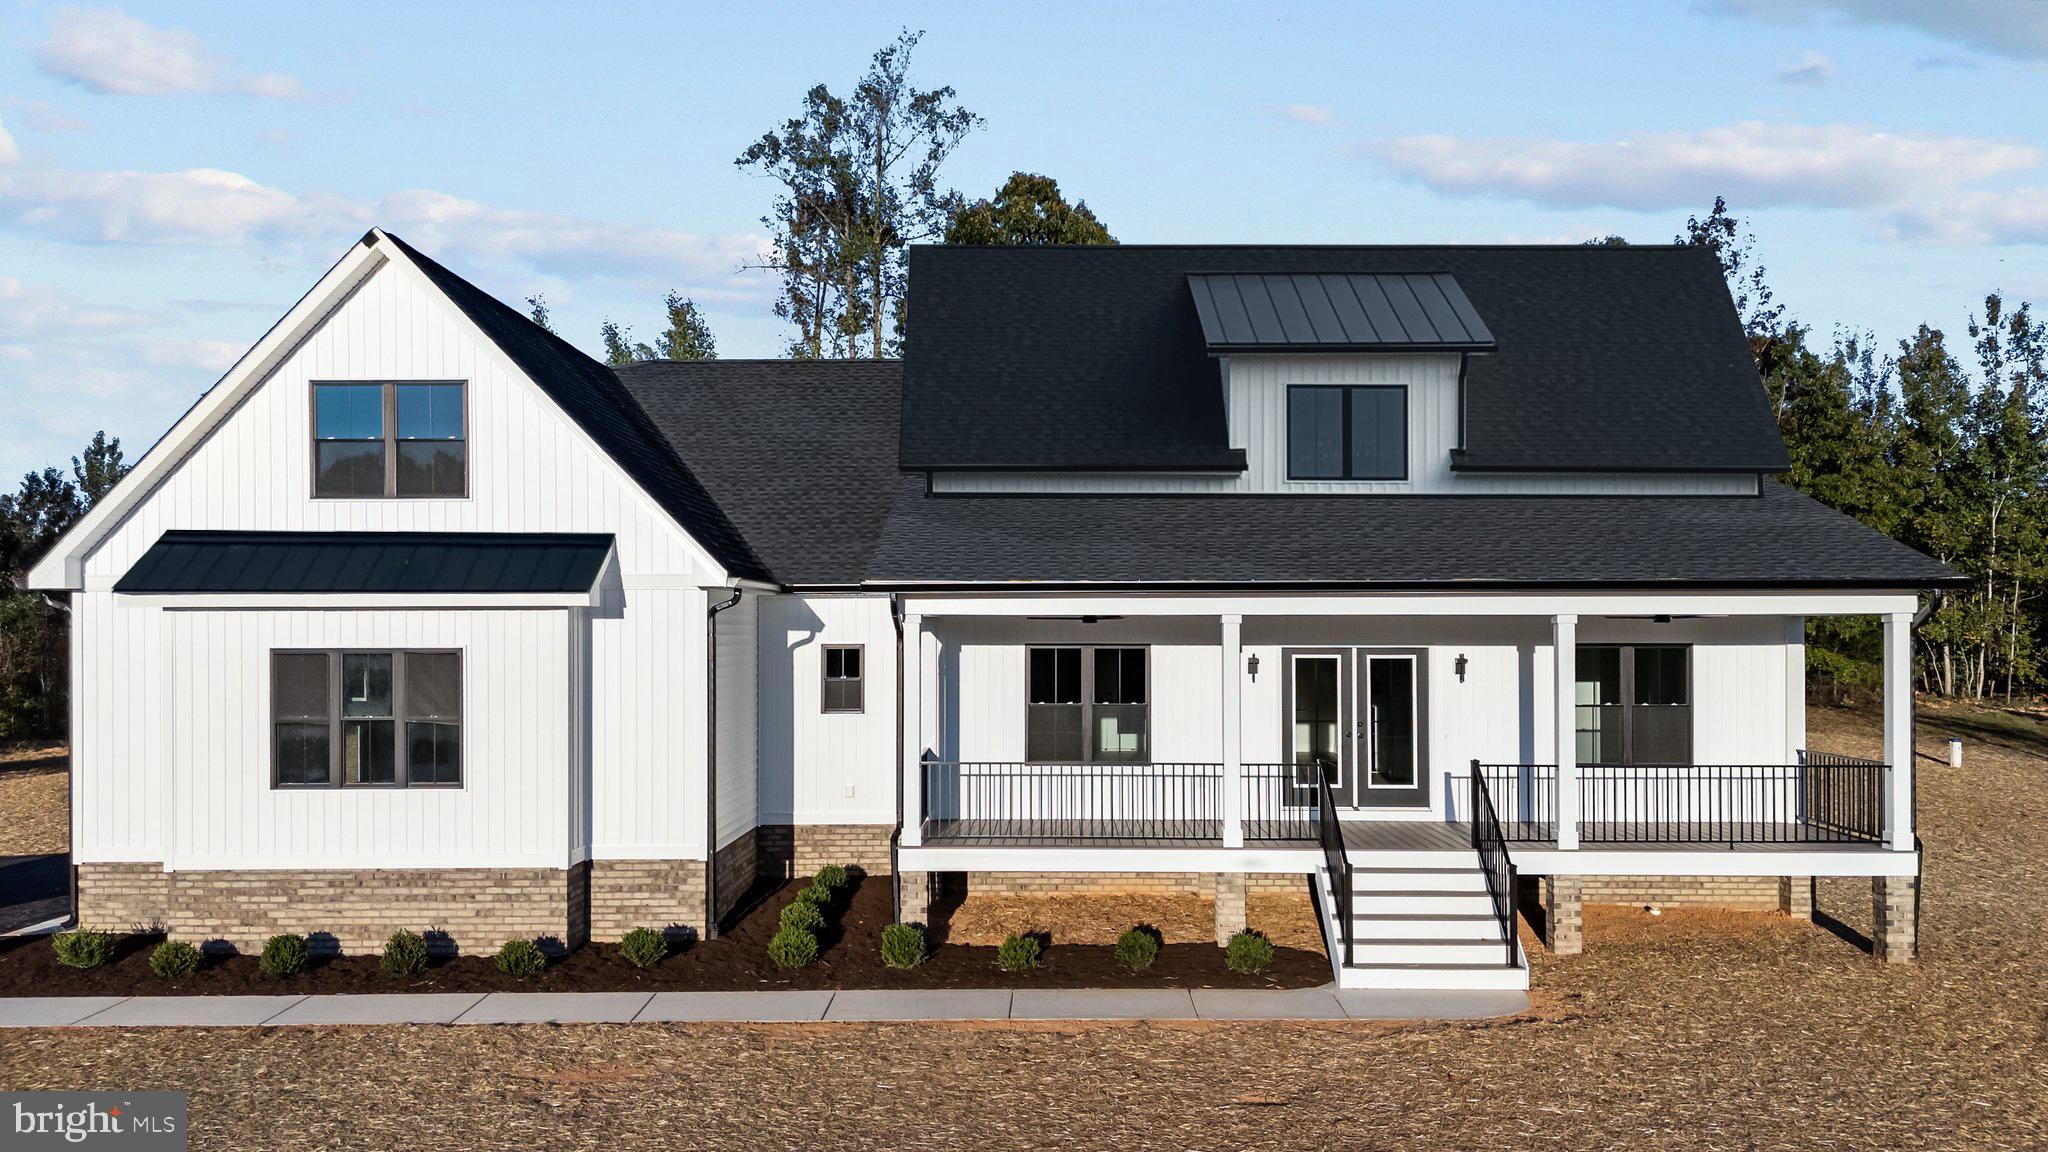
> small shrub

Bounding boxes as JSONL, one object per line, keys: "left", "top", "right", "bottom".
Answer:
{"left": 380, "top": 929, "right": 430, "bottom": 977}
{"left": 619, "top": 927, "right": 668, "bottom": 969}
{"left": 879, "top": 922, "right": 927, "bottom": 969}
{"left": 51, "top": 928, "right": 116, "bottom": 970}
{"left": 1224, "top": 930, "right": 1276, "bottom": 975}
{"left": 494, "top": 938, "right": 547, "bottom": 979}
{"left": 996, "top": 933, "right": 1041, "bottom": 973}
{"left": 1114, "top": 926, "right": 1161, "bottom": 972}
{"left": 148, "top": 939, "right": 202, "bottom": 979}
{"left": 259, "top": 933, "right": 310, "bottom": 978}
{"left": 767, "top": 925, "right": 819, "bottom": 969}
{"left": 796, "top": 883, "right": 833, "bottom": 909}
{"left": 778, "top": 900, "right": 825, "bottom": 935}
{"left": 813, "top": 863, "right": 850, "bottom": 890}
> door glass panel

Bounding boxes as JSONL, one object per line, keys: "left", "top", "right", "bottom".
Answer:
{"left": 1292, "top": 656, "right": 1341, "bottom": 785}
{"left": 1366, "top": 657, "right": 1417, "bottom": 787}
{"left": 1631, "top": 646, "right": 1690, "bottom": 763}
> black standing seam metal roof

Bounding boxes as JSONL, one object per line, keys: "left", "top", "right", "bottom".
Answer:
{"left": 378, "top": 233, "right": 771, "bottom": 582}
{"left": 903, "top": 245, "right": 1791, "bottom": 474}
{"left": 1187, "top": 272, "right": 1494, "bottom": 349}
{"left": 115, "top": 532, "right": 615, "bottom": 594}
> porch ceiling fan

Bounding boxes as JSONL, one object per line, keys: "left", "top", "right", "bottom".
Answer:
{"left": 1602, "top": 614, "right": 1723, "bottom": 623}
{"left": 1025, "top": 615, "right": 1127, "bottom": 623}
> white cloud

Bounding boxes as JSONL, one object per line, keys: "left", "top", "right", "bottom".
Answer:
{"left": 1897, "top": 188, "right": 2048, "bottom": 247}
{"left": 134, "top": 335, "right": 243, "bottom": 371}
{"left": 0, "top": 278, "right": 154, "bottom": 339}
{"left": 3, "top": 99, "right": 89, "bottom": 134}
{"left": 1775, "top": 50, "right": 1836, "bottom": 86}
{"left": 0, "top": 117, "right": 17, "bottom": 166}
{"left": 0, "top": 166, "right": 362, "bottom": 245}
{"left": 1283, "top": 103, "right": 1336, "bottom": 125}
{"left": 35, "top": 6, "right": 305, "bottom": 99}
{"left": 1706, "top": 1, "right": 2048, "bottom": 64}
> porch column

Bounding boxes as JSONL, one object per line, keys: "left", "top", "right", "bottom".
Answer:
{"left": 1553, "top": 613, "right": 1579, "bottom": 851}
{"left": 901, "top": 612, "right": 925, "bottom": 848}
{"left": 1220, "top": 614, "right": 1244, "bottom": 848}
{"left": 1882, "top": 610, "right": 1914, "bottom": 852}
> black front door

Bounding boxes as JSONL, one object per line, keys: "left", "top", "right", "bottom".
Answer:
{"left": 1284, "top": 648, "right": 1429, "bottom": 809}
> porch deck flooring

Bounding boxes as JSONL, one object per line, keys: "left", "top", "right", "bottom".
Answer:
{"left": 919, "top": 818, "right": 1311, "bottom": 849}
{"left": 919, "top": 819, "right": 1888, "bottom": 852}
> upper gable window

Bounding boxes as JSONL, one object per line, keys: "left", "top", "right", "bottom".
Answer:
{"left": 1287, "top": 385, "right": 1406, "bottom": 481}
{"left": 313, "top": 381, "right": 467, "bottom": 498}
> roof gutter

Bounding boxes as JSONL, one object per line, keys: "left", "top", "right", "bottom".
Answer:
{"left": 703, "top": 586, "right": 744, "bottom": 941}
{"left": 889, "top": 593, "right": 905, "bottom": 926}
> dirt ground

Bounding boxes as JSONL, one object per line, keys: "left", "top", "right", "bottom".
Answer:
{"left": 0, "top": 744, "right": 66, "bottom": 856}
{"left": 1, "top": 705, "right": 2044, "bottom": 1150}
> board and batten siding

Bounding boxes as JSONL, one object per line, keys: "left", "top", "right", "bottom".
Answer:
{"left": 757, "top": 595, "right": 899, "bottom": 827}
{"left": 916, "top": 614, "right": 1797, "bottom": 823}
{"left": 929, "top": 353, "right": 1758, "bottom": 496}
{"left": 161, "top": 608, "right": 572, "bottom": 870}
{"left": 714, "top": 593, "right": 760, "bottom": 851}
{"left": 69, "top": 254, "right": 725, "bottom": 868}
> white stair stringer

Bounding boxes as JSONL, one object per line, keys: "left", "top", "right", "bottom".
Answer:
{"left": 1317, "top": 859, "right": 1530, "bottom": 991}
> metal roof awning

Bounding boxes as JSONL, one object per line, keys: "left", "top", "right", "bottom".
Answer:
{"left": 1187, "top": 272, "right": 1494, "bottom": 351}
{"left": 114, "top": 531, "right": 616, "bottom": 597}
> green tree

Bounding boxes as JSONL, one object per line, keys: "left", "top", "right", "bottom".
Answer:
{"left": 526, "top": 294, "right": 555, "bottom": 334}
{"left": 655, "top": 293, "right": 717, "bottom": 360}
{"left": 599, "top": 319, "right": 653, "bottom": 366}
{"left": 71, "top": 431, "right": 128, "bottom": 505}
{"left": 944, "top": 172, "right": 1115, "bottom": 246}
{"left": 1679, "top": 196, "right": 1786, "bottom": 351}
{"left": 738, "top": 29, "right": 981, "bottom": 358}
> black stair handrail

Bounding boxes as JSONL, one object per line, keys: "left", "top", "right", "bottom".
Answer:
{"left": 1312, "top": 756, "right": 1353, "bottom": 968}
{"left": 1469, "top": 759, "right": 1521, "bottom": 969}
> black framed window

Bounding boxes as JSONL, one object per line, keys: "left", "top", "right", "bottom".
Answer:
{"left": 1575, "top": 645, "right": 1691, "bottom": 765}
{"left": 313, "top": 381, "right": 466, "bottom": 498}
{"left": 272, "top": 650, "right": 463, "bottom": 787}
{"left": 1026, "top": 646, "right": 1148, "bottom": 763}
{"left": 822, "top": 645, "right": 864, "bottom": 714}
{"left": 1287, "top": 385, "right": 1406, "bottom": 480}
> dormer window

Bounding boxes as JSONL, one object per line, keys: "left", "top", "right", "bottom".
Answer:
{"left": 1287, "top": 385, "right": 1406, "bottom": 481}
{"left": 313, "top": 381, "right": 467, "bottom": 498}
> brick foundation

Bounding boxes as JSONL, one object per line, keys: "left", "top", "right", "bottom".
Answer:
{"left": 1872, "top": 876, "right": 1916, "bottom": 963}
{"left": 76, "top": 862, "right": 589, "bottom": 955}
{"left": 899, "top": 871, "right": 933, "bottom": 926}
{"left": 1579, "top": 875, "right": 1786, "bottom": 910}
{"left": 1213, "top": 873, "right": 1248, "bottom": 946}
{"left": 588, "top": 859, "right": 705, "bottom": 943}
{"left": 962, "top": 871, "right": 1306, "bottom": 896}
{"left": 1780, "top": 876, "right": 1814, "bottom": 919}
{"left": 1540, "top": 875, "right": 1583, "bottom": 955}
{"left": 756, "top": 823, "right": 893, "bottom": 881}
{"left": 712, "top": 828, "right": 760, "bottom": 925}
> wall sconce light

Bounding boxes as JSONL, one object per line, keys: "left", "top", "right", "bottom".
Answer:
{"left": 1454, "top": 653, "right": 1468, "bottom": 682}
{"left": 1247, "top": 653, "right": 1260, "bottom": 681}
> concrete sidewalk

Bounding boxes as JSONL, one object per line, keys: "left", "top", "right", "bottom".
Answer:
{"left": 0, "top": 986, "right": 1525, "bottom": 1028}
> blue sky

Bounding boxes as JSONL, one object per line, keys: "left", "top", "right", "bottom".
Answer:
{"left": 4, "top": 0, "right": 2048, "bottom": 479}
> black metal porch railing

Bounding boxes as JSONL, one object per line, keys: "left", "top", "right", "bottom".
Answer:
{"left": 1469, "top": 764, "right": 1520, "bottom": 968}
{"left": 1311, "top": 757, "right": 1353, "bottom": 968}
{"left": 1243, "top": 762, "right": 1318, "bottom": 841}
{"left": 920, "top": 760, "right": 1224, "bottom": 843}
{"left": 1469, "top": 754, "right": 1888, "bottom": 846}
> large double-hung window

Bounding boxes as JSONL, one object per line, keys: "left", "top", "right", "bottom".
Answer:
{"left": 1025, "top": 646, "right": 1149, "bottom": 763}
{"left": 272, "top": 650, "right": 463, "bottom": 787}
{"left": 313, "top": 381, "right": 467, "bottom": 497}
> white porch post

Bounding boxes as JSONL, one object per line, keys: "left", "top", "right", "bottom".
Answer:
{"left": 901, "top": 612, "right": 925, "bottom": 847}
{"left": 1883, "top": 610, "right": 1915, "bottom": 852}
{"left": 1220, "top": 614, "right": 1244, "bottom": 849}
{"left": 1553, "top": 613, "right": 1579, "bottom": 850}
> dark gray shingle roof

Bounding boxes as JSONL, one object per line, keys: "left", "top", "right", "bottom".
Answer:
{"left": 116, "top": 531, "right": 613, "bottom": 593}
{"left": 617, "top": 359, "right": 902, "bottom": 586}
{"left": 867, "top": 478, "right": 1959, "bottom": 588}
{"left": 903, "top": 244, "right": 1790, "bottom": 474}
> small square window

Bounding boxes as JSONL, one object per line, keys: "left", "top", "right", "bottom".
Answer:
{"left": 313, "top": 382, "right": 466, "bottom": 498}
{"left": 822, "top": 645, "right": 864, "bottom": 714}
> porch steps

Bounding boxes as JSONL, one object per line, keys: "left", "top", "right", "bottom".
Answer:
{"left": 1321, "top": 860, "right": 1528, "bottom": 991}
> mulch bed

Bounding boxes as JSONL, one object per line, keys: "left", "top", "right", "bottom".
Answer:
{"left": 0, "top": 872, "right": 1327, "bottom": 996}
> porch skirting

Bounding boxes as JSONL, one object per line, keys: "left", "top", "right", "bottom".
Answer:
{"left": 76, "top": 861, "right": 592, "bottom": 955}
{"left": 1577, "top": 875, "right": 1787, "bottom": 910}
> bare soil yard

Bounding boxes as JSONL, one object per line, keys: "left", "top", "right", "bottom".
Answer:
{"left": 0, "top": 744, "right": 66, "bottom": 856}
{"left": 1, "top": 705, "right": 2044, "bottom": 1150}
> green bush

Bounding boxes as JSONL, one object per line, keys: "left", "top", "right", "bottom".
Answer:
{"left": 148, "top": 939, "right": 202, "bottom": 980}
{"left": 996, "top": 933, "right": 1041, "bottom": 973}
{"left": 494, "top": 938, "right": 547, "bottom": 979}
{"left": 619, "top": 927, "right": 668, "bottom": 969}
{"left": 380, "top": 930, "right": 430, "bottom": 977}
{"left": 1224, "top": 930, "right": 1276, "bottom": 975}
{"left": 51, "top": 928, "right": 116, "bottom": 970}
{"left": 767, "top": 925, "right": 819, "bottom": 969}
{"left": 879, "top": 922, "right": 927, "bottom": 969}
{"left": 259, "top": 933, "right": 310, "bottom": 978}
{"left": 796, "top": 883, "right": 833, "bottom": 909}
{"left": 778, "top": 900, "right": 826, "bottom": 935}
{"left": 1114, "top": 927, "right": 1161, "bottom": 972}
{"left": 813, "top": 863, "right": 850, "bottom": 890}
